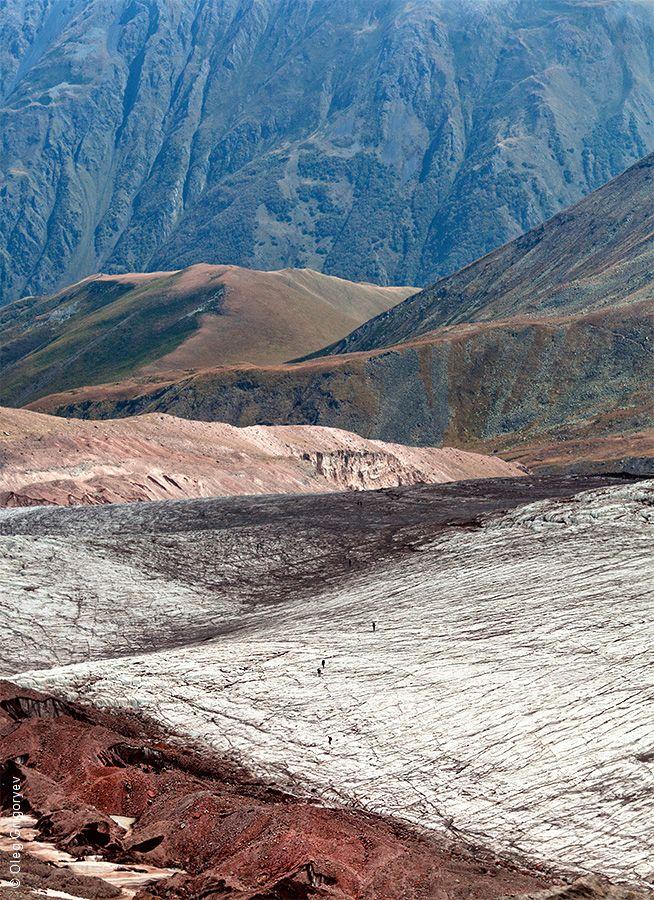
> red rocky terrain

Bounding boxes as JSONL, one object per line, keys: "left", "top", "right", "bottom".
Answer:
{"left": 0, "top": 681, "right": 563, "bottom": 899}
{"left": 1, "top": 681, "right": 647, "bottom": 899}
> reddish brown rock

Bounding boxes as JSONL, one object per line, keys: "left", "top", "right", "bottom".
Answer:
{"left": 0, "top": 681, "right": 559, "bottom": 899}
{"left": 0, "top": 406, "right": 526, "bottom": 508}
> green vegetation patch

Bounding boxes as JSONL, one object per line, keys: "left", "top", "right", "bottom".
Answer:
{"left": 0, "top": 274, "right": 226, "bottom": 406}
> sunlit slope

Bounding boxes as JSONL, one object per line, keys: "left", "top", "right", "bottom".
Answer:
{"left": 0, "top": 264, "right": 412, "bottom": 406}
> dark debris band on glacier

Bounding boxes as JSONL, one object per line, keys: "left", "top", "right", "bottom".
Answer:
{"left": 1, "top": 480, "right": 653, "bottom": 885}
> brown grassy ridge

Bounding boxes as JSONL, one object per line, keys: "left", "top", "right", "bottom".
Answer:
{"left": 0, "top": 264, "right": 414, "bottom": 407}
{"left": 27, "top": 300, "right": 654, "bottom": 471}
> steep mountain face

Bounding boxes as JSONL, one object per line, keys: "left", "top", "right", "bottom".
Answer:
{"left": 0, "top": 264, "right": 412, "bottom": 406}
{"left": 313, "top": 153, "right": 654, "bottom": 355}
{"left": 3, "top": 0, "right": 654, "bottom": 304}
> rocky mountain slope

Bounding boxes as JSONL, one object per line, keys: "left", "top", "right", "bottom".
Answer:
{"left": 2, "top": 475, "right": 651, "bottom": 891}
{"left": 0, "top": 406, "right": 524, "bottom": 507}
{"left": 4, "top": 0, "right": 654, "bottom": 303}
{"left": 30, "top": 147, "right": 654, "bottom": 471}
{"left": 312, "top": 153, "right": 654, "bottom": 355}
{"left": 0, "top": 682, "right": 563, "bottom": 900}
{"left": 0, "top": 264, "right": 412, "bottom": 406}
{"left": 33, "top": 296, "right": 654, "bottom": 472}
{"left": 0, "top": 698, "right": 644, "bottom": 900}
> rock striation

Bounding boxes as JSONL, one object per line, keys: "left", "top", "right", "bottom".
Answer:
{"left": 4, "top": 1, "right": 654, "bottom": 302}
{"left": 0, "top": 406, "right": 525, "bottom": 508}
{"left": 0, "top": 681, "right": 561, "bottom": 900}
{"left": 15, "top": 481, "right": 654, "bottom": 886}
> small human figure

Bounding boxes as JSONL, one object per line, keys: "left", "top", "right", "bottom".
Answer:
{"left": 321, "top": 659, "right": 326, "bottom": 668}
{"left": 328, "top": 736, "right": 332, "bottom": 746}
{"left": 317, "top": 667, "right": 322, "bottom": 676}
{"left": 372, "top": 621, "right": 376, "bottom": 632}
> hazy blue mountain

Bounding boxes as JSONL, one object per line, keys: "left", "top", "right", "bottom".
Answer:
{"left": 3, "top": 0, "right": 654, "bottom": 304}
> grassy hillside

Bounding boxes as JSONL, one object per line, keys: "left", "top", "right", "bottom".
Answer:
{"left": 30, "top": 300, "right": 654, "bottom": 471}
{"left": 0, "top": 265, "right": 412, "bottom": 407}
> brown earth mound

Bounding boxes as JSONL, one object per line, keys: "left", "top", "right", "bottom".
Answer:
{"left": 0, "top": 406, "right": 525, "bottom": 507}
{"left": 143, "top": 265, "right": 415, "bottom": 370}
{"left": 0, "top": 264, "right": 414, "bottom": 408}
